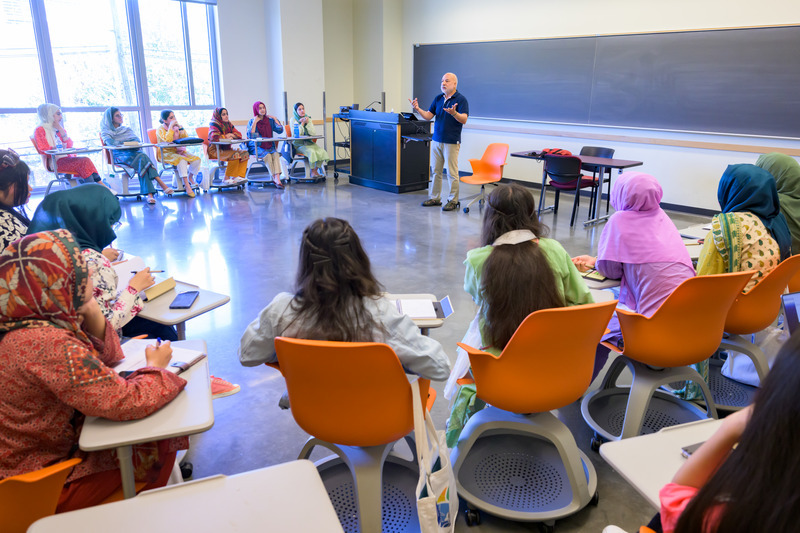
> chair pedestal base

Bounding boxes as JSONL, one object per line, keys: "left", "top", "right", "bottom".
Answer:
{"left": 707, "top": 334, "right": 769, "bottom": 410}
{"left": 581, "top": 356, "right": 718, "bottom": 442}
{"left": 299, "top": 435, "right": 419, "bottom": 533}
{"left": 451, "top": 407, "right": 597, "bottom": 524}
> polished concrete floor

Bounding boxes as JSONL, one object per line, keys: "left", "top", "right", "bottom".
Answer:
{"left": 83, "top": 174, "right": 707, "bottom": 532}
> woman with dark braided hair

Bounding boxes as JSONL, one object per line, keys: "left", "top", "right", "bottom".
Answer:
{"left": 0, "top": 148, "right": 32, "bottom": 252}
{"left": 445, "top": 183, "right": 593, "bottom": 446}
{"left": 239, "top": 217, "right": 451, "bottom": 380}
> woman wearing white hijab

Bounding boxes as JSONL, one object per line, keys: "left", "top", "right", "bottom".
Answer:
{"left": 33, "top": 103, "right": 102, "bottom": 183}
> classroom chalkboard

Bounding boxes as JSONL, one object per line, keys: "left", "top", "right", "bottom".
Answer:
{"left": 412, "top": 26, "right": 800, "bottom": 138}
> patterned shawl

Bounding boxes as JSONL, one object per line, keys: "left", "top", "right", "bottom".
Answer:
{"left": 0, "top": 229, "right": 90, "bottom": 341}
{"left": 208, "top": 107, "right": 240, "bottom": 139}
{"left": 100, "top": 107, "right": 139, "bottom": 145}
{"left": 717, "top": 164, "right": 792, "bottom": 260}
{"left": 756, "top": 152, "right": 800, "bottom": 253}
{"left": 27, "top": 186, "right": 121, "bottom": 253}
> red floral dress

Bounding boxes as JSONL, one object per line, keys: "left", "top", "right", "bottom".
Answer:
{"left": 34, "top": 126, "right": 99, "bottom": 179}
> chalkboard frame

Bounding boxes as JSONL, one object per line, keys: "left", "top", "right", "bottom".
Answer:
{"left": 412, "top": 26, "right": 800, "bottom": 139}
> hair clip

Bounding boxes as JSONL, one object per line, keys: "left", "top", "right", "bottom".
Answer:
{"left": 0, "top": 149, "right": 20, "bottom": 170}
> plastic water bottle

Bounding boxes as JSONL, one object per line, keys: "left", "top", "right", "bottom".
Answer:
{"left": 54, "top": 134, "right": 63, "bottom": 151}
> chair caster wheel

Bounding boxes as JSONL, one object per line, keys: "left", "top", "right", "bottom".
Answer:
{"left": 590, "top": 436, "right": 604, "bottom": 452}
{"left": 463, "top": 207, "right": 469, "bottom": 213}
{"left": 136, "top": 195, "right": 141, "bottom": 201}
{"left": 179, "top": 461, "right": 193, "bottom": 479}
{"left": 539, "top": 523, "right": 555, "bottom": 533}
{"left": 333, "top": 172, "right": 339, "bottom": 178}
{"left": 590, "top": 490, "right": 600, "bottom": 506}
{"left": 464, "top": 508, "right": 481, "bottom": 526}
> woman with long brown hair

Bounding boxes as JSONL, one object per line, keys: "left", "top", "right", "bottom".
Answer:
{"left": 658, "top": 331, "right": 800, "bottom": 533}
{"left": 239, "top": 217, "right": 450, "bottom": 381}
{"left": 446, "top": 182, "right": 593, "bottom": 446}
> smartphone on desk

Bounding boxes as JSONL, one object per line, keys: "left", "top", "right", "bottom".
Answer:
{"left": 681, "top": 441, "right": 705, "bottom": 458}
{"left": 169, "top": 290, "right": 199, "bottom": 309}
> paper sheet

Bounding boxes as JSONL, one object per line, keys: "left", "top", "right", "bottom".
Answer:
{"left": 397, "top": 299, "right": 437, "bottom": 319}
{"left": 113, "top": 339, "right": 206, "bottom": 375}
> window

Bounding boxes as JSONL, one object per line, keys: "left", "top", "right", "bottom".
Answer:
{"left": 0, "top": 0, "right": 45, "bottom": 107}
{"left": 44, "top": 0, "right": 137, "bottom": 107}
{"left": 186, "top": 2, "right": 214, "bottom": 105}
{"left": 139, "top": 0, "right": 190, "bottom": 106}
{"left": 0, "top": 0, "right": 221, "bottom": 191}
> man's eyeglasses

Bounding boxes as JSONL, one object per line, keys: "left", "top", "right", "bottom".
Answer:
{"left": 0, "top": 149, "right": 20, "bottom": 170}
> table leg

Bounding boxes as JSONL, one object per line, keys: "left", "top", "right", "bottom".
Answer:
{"left": 583, "top": 165, "right": 612, "bottom": 227}
{"left": 538, "top": 163, "right": 555, "bottom": 215}
{"left": 420, "top": 327, "right": 430, "bottom": 337}
{"left": 117, "top": 445, "right": 137, "bottom": 499}
{"left": 176, "top": 322, "right": 186, "bottom": 341}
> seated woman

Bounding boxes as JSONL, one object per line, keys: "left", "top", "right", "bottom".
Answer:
{"left": 755, "top": 152, "right": 800, "bottom": 253}
{"left": 247, "top": 101, "right": 285, "bottom": 189}
{"left": 33, "top": 104, "right": 102, "bottom": 184}
{"left": 207, "top": 107, "right": 248, "bottom": 186}
{"left": 658, "top": 332, "right": 800, "bottom": 533}
{"left": 239, "top": 217, "right": 451, "bottom": 383}
{"left": 572, "top": 172, "right": 695, "bottom": 376}
{"left": 446, "top": 183, "right": 593, "bottom": 447}
{"left": 26, "top": 186, "right": 175, "bottom": 340}
{"left": 290, "top": 102, "right": 329, "bottom": 179}
{"left": 0, "top": 230, "right": 186, "bottom": 512}
{"left": 0, "top": 149, "right": 32, "bottom": 252}
{"left": 101, "top": 107, "right": 174, "bottom": 205}
{"left": 156, "top": 109, "right": 200, "bottom": 197}
{"left": 682, "top": 164, "right": 793, "bottom": 398}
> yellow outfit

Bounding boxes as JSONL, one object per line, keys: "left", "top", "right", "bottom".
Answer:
{"left": 156, "top": 126, "right": 201, "bottom": 167}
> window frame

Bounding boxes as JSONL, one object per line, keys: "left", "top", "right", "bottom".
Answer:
{"left": 0, "top": 0, "right": 221, "bottom": 190}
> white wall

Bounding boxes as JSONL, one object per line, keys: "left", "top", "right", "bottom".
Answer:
{"left": 397, "top": 0, "right": 800, "bottom": 210}
{"left": 216, "top": 0, "right": 271, "bottom": 122}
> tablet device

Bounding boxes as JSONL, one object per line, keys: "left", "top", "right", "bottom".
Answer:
{"left": 174, "top": 137, "right": 204, "bottom": 145}
{"left": 169, "top": 291, "right": 199, "bottom": 309}
{"left": 681, "top": 441, "right": 704, "bottom": 458}
{"left": 781, "top": 291, "right": 800, "bottom": 335}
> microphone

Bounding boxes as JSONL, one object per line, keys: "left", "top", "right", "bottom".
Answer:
{"left": 365, "top": 100, "right": 381, "bottom": 111}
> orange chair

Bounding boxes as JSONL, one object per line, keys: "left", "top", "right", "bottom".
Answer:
{"left": 459, "top": 143, "right": 509, "bottom": 214}
{"left": 581, "top": 271, "right": 752, "bottom": 446}
{"left": 0, "top": 458, "right": 81, "bottom": 533}
{"left": 30, "top": 137, "right": 81, "bottom": 195}
{"left": 788, "top": 268, "right": 800, "bottom": 293}
{"left": 274, "top": 337, "right": 433, "bottom": 533}
{"left": 451, "top": 301, "right": 617, "bottom": 528}
{"left": 711, "top": 254, "right": 800, "bottom": 409}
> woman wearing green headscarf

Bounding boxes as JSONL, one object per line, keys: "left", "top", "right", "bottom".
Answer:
{"left": 756, "top": 152, "right": 800, "bottom": 253}
{"left": 101, "top": 107, "right": 174, "bottom": 205}
{"left": 26, "top": 186, "right": 176, "bottom": 340}
{"left": 290, "top": 102, "right": 329, "bottom": 178}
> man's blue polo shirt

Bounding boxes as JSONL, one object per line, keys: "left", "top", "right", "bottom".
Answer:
{"left": 428, "top": 90, "right": 469, "bottom": 144}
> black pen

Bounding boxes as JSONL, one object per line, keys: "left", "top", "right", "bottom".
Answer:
{"left": 131, "top": 270, "right": 165, "bottom": 273}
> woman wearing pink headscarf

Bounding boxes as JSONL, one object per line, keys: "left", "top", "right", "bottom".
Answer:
{"left": 573, "top": 172, "right": 695, "bottom": 373}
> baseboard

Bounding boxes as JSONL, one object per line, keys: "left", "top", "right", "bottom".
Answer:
{"left": 466, "top": 176, "right": 718, "bottom": 217}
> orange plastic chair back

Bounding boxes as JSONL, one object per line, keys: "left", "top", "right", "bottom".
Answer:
{"left": 459, "top": 300, "right": 617, "bottom": 413}
{"left": 98, "top": 135, "right": 113, "bottom": 165}
{"left": 194, "top": 126, "right": 212, "bottom": 160}
{"left": 789, "top": 268, "right": 800, "bottom": 293}
{"left": 462, "top": 143, "right": 509, "bottom": 185}
{"left": 274, "top": 337, "right": 430, "bottom": 447}
{"left": 725, "top": 255, "right": 800, "bottom": 334}
{"left": 616, "top": 271, "right": 752, "bottom": 367}
{"left": 0, "top": 458, "right": 81, "bottom": 533}
{"left": 146, "top": 128, "right": 162, "bottom": 163}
